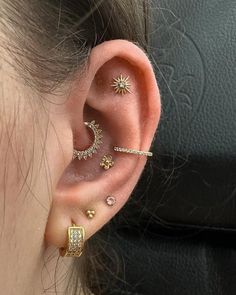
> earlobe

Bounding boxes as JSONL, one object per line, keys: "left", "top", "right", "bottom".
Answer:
{"left": 45, "top": 40, "right": 161, "bottom": 256}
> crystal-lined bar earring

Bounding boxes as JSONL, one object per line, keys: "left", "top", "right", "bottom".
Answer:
{"left": 106, "top": 196, "right": 116, "bottom": 206}
{"left": 113, "top": 146, "right": 153, "bottom": 157}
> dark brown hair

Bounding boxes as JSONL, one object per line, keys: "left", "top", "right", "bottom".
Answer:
{"left": 1, "top": 0, "right": 150, "bottom": 93}
{"left": 1, "top": 1, "right": 151, "bottom": 294}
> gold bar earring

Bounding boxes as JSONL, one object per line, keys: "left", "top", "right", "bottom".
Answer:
{"left": 113, "top": 146, "right": 153, "bottom": 157}
{"left": 111, "top": 74, "right": 131, "bottom": 95}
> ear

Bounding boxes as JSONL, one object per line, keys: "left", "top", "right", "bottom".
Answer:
{"left": 45, "top": 40, "right": 161, "bottom": 249}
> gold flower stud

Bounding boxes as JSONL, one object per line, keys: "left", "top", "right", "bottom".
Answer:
{"left": 100, "top": 155, "right": 114, "bottom": 170}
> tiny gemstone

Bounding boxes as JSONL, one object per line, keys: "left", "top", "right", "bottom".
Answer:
{"left": 106, "top": 196, "right": 116, "bottom": 206}
{"left": 119, "top": 82, "right": 125, "bottom": 88}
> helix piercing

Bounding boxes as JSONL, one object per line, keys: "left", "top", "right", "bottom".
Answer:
{"left": 59, "top": 224, "right": 85, "bottom": 258}
{"left": 111, "top": 74, "right": 131, "bottom": 95}
{"left": 73, "top": 121, "right": 103, "bottom": 160}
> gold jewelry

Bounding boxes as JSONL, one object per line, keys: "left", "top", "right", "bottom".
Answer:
{"left": 106, "top": 196, "right": 116, "bottom": 206}
{"left": 100, "top": 155, "right": 114, "bottom": 170}
{"left": 59, "top": 224, "right": 85, "bottom": 258}
{"left": 86, "top": 209, "right": 95, "bottom": 219}
{"left": 113, "top": 146, "right": 153, "bottom": 157}
{"left": 73, "top": 121, "right": 103, "bottom": 160}
{"left": 111, "top": 74, "right": 131, "bottom": 95}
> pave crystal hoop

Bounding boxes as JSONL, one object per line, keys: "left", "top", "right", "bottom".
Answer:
{"left": 113, "top": 147, "right": 153, "bottom": 157}
{"left": 59, "top": 224, "right": 85, "bottom": 258}
{"left": 73, "top": 121, "right": 103, "bottom": 160}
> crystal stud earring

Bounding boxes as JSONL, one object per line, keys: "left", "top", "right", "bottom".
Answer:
{"left": 106, "top": 196, "right": 116, "bottom": 206}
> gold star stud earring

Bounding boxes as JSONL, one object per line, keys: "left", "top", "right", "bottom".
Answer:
{"left": 111, "top": 74, "right": 131, "bottom": 95}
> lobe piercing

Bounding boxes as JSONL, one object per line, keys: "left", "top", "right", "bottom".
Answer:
{"left": 100, "top": 155, "right": 114, "bottom": 170}
{"left": 59, "top": 224, "right": 85, "bottom": 258}
{"left": 111, "top": 74, "right": 131, "bottom": 95}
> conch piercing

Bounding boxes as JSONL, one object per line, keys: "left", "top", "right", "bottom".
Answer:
{"left": 86, "top": 209, "right": 96, "bottom": 219}
{"left": 111, "top": 74, "right": 131, "bottom": 95}
{"left": 100, "top": 155, "right": 114, "bottom": 170}
{"left": 59, "top": 224, "right": 85, "bottom": 258}
{"left": 73, "top": 120, "right": 103, "bottom": 160}
{"left": 113, "top": 146, "right": 153, "bottom": 157}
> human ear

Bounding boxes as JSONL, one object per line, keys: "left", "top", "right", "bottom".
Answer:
{"left": 45, "top": 40, "right": 161, "bottom": 252}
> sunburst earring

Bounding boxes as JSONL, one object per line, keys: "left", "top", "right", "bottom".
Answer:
{"left": 111, "top": 74, "right": 131, "bottom": 95}
{"left": 73, "top": 120, "right": 103, "bottom": 160}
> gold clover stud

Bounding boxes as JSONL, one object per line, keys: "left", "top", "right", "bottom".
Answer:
{"left": 86, "top": 210, "right": 96, "bottom": 219}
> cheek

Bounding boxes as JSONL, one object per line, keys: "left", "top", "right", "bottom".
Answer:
{"left": 0, "top": 64, "right": 48, "bottom": 223}
{"left": 0, "top": 88, "right": 34, "bottom": 213}
{"left": 0, "top": 92, "right": 52, "bottom": 236}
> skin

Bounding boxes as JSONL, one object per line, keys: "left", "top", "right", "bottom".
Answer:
{"left": 0, "top": 40, "right": 161, "bottom": 294}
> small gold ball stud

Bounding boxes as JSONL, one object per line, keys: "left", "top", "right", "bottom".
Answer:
{"left": 86, "top": 209, "right": 95, "bottom": 219}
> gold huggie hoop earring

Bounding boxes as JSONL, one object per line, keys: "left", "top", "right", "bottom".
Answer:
{"left": 59, "top": 224, "right": 85, "bottom": 258}
{"left": 113, "top": 147, "right": 153, "bottom": 157}
{"left": 73, "top": 120, "right": 103, "bottom": 160}
{"left": 111, "top": 74, "right": 131, "bottom": 95}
